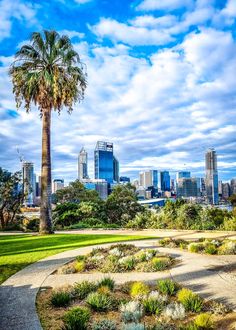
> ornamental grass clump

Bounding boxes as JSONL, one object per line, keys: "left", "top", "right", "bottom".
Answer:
{"left": 204, "top": 243, "right": 217, "bottom": 255}
{"left": 157, "top": 279, "right": 178, "bottom": 296}
{"left": 142, "top": 296, "right": 163, "bottom": 315}
{"left": 73, "top": 280, "right": 97, "bottom": 300}
{"left": 63, "top": 306, "right": 90, "bottom": 330}
{"left": 74, "top": 260, "right": 85, "bottom": 272}
{"left": 188, "top": 243, "right": 204, "bottom": 253}
{"left": 86, "top": 292, "right": 113, "bottom": 311}
{"left": 194, "top": 313, "right": 214, "bottom": 329}
{"left": 130, "top": 282, "right": 150, "bottom": 299}
{"left": 97, "top": 277, "right": 115, "bottom": 291}
{"left": 163, "top": 302, "right": 186, "bottom": 320}
{"left": 119, "top": 256, "right": 136, "bottom": 270}
{"left": 58, "top": 263, "right": 76, "bottom": 274}
{"left": 91, "top": 319, "right": 117, "bottom": 330}
{"left": 218, "top": 241, "right": 236, "bottom": 255}
{"left": 177, "top": 288, "right": 203, "bottom": 312}
{"left": 120, "top": 301, "right": 143, "bottom": 323}
{"left": 51, "top": 289, "right": 71, "bottom": 307}
{"left": 151, "top": 257, "right": 171, "bottom": 271}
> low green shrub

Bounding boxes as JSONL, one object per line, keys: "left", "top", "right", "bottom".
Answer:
{"left": 63, "top": 306, "right": 90, "bottom": 330}
{"left": 142, "top": 296, "right": 163, "bottom": 315}
{"left": 151, "top": 257, "right": 171, "bottom": 271}
{"left": 188, "top": 243, "right": 204, "bottom": 253}
{"left": 120, "top": 301, "right": 143, "bottom": 323}
{"left": 58, "top": 263, "right": 76, "bottom": 274}
{"left": 218, "top": 241, "right": 236, "bottom": 255}
{"left": 177, "top": 288, "right": 203, "bottom": 312}
{"left": 97, "top": 277, "right": 115, "bottom": 291}
{"left": 74, "top": 281, "right": 97, "bottom": 299}
{"left": 74, "top": 260, "right": 85, "bottom": 272}
{"left": 130, "top": 282, "right": 150, "bottom": 299}
{"left": 157, "top": 279, "right": 178, "bottom": 296}
{"left": 86, "top": 292, "right": 113, "bottom": 311}
{"left": 159, "top": 238, "right": 172, "bottom": 246}
{"left": 119, "top": 256, "right": 136, "bottom": 270}
{"left": 194, "top": 313, "right": 214, "bottom": 329}
{"left": 91, "top": 319, "right": 117, "bottom": 330}
{"left": 204, "top": 243, "right": 217, "bottom": 255}
{"left": 51, "top": 289, "right": 71, "bottom": 307}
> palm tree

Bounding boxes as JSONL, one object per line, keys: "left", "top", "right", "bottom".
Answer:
{"left": 10, "top": 30, "right": 87, "bottom": 234}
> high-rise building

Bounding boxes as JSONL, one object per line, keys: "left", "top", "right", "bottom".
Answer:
{"left": 230, "top": 178, "right": 236, "bottom": 195}
{"left": 120, "top": 176, "right": 130, "bottom": 183}
{"left": 176, "top": 171, "right": 191, "bottom": 180}
{"left": 52, "top": 179, "right": 64, "bottom": 193}
{"left": 139, "top": 170, "right": 158, "bottom": 189}
{"left": 82, "top": 179, "right": 108, "bottom": 200}
{"left": 222, "top": 183, "right": 230, "bottom": 200}
{"left": 177, "top": 177, "right": 198, "bottom": 198}
{"left": 113, "top": 156, "right": 119, "bottom": 183}
{"left": 78, "top": 147, "right": 88, "bottom": 180}
{"left": 94, "top": 141, "right": 114, "bottom": 184}
{"left": 171, "top": 179, "right": 175, "bottom": 192}
{"left": 22, "top": 161, "right": 35, "bottom": 206}
{"left": 205, "top": 148, "right": 219, "bottom": 204}
{"left": 160, "top": 171, "right": 170, "bottom": 191}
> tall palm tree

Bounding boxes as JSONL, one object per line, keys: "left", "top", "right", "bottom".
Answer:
{"left": 10, "top": 30, "right": 87, "bottom": 234}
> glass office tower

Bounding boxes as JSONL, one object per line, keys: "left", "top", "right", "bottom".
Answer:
{"left": 94, "top": 141, "right": 114, "bottom": 184}
{"left": 22, "top": 161, "right": 35, "bottom": 206}
{"left": 160, "top": 171, "right": 170, "bottom": 191}
{"left": 78, "top": 147, "right": 88, "bottom": 180}
{"left": 205, "top": 148, "right": 219, "bottom": 204}
{"left": 113, "top": 156, "right": 119, "bottom": 183}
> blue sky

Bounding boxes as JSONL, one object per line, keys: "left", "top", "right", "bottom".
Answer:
{"left": 0, "top": 0, "right": 236, "bottom": 183}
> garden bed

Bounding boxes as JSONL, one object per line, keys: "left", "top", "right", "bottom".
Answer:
{"left": 56, "top": 244, "right": 176, "bottom": 274}
{"left": 37, "top": 278, "right": 236, "bottom": 330}
{"left": 158, "top": 238, "right": 236, "bottom": 255}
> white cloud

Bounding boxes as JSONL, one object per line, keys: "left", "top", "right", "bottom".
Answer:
{"left": 136, "top": 0, "right": 193, "bottom": 11}
{"left": 59, "top": 30, "right": 85, "bottom": 39}
{"left": 91, "top": 18, "right": 174, "bottom": 46}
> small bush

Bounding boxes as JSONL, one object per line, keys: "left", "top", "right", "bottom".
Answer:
{"left": 188, "top": 243, "right": 204, "bottom": 253}
{"left": 74, "top": 260, "right": 85, "bottom": 272}
{"left": 92, "top": 319, "right": 117, "bottom": 330}
{"left": 58, "top": 263, "right": 76, "bottom": 274}
{"left": 208, "top": 300, "right": 230, "bottom": 315}
{"left": 122, "top": 323, "right": 145, "bottom": 330}
{"left": 63, "top": 306, "right": 90, "bottom": 330}
{"left": 204, "top": 243, "right": 217, "bottom": 255}
{"left": 177, "top": 288, "right": 203, "bottom": 312}
{"left": 151, "top": 257, "right": 171, "bottom": 271}
{"left": 157, "top": 279, "right": 178, "bottom": 296}
{"left": 120, "top": 301, "right": 143, "bottom": 323}
{"left": 74, "top": 281, "right": 97, "bottom": 299}
{"left": 51, "top": 289, "right": 71, "bottom": 307}
{"left": 97, "top": 277, "right": 115, "bottom": 291}
{"left": 159, "top": 238, "right": 171, "bottom": 246}
{"left": 97, "top": 285, "right": 111, "bottom": 295}
{"left": 163, "top": 302, "right": 186, "bottom": 320}
{"left": 86, "top": 292, "right": 113, "bottom": 311}
{"left": 218, "top": 241, "right": 236, "bottom": 255}
{"left": 194, "top": 313, "right": 214, "bottom": 329}
{"left": 130, "top": 282, "right": 150, "bottom": 299}
{"left": 119, "top": 256, "right": 136, "bottom": 270}
{"left": 142, "top": 296, "right": 163, "bottom": 315}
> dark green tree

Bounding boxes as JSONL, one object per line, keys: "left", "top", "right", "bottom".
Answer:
{"left": 10, "top": 30, "right": 87, "bottom": 234}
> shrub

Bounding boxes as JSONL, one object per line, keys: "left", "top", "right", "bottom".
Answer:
{"left": 51, "top": 289, "right": 71, "bottom": 307}
{"left": 204, "top": 243, "right": 217, "bottom": 255}
{"left": 92, "top": 319, "right": 117, "bottom": 330}
{"left": 58, "top": 263, "right": 76, "bottom": 274}
{"left": 151, "top": 257, "right": 171, "bottom": 271}
{"left": 208, "top": 300, "right": 230, "bottom": 315}
{"left": 163, "top": 302, "right": 186, "bottom": 320}
{"left": 120, "top": 301, "right": 143, "bottom": 323}
{"left": 119, "top": 256, "right": 136, "bottom": 270}
{"left": 100, "top": 256, "right": 119, "bottom": 273}
{"left": 157, "top": 279, "right": 178, "bottom": 296}
{"left": 188, "top": 243, "right": 204, "bottom": 253}
{"left": 177, "top": 288, "right": 203, "bottom": 312}
{"left": 194, "top": 313, "right": 214, "bottom": 329}
{"left": 97, "top": 277, "right": 115, "bottom": 291}
{"left": 159, "top": 238, "right": 172, "bottom": 247}
{"left": 86, "top": 292, "right": 113, "bottom": 311}
{"left": 74, "top": 281, "right": 97, "bottom": 299}
{"left": 130, "top": 282, "right": 150, "bottom": 299}
{"left": 97, "top": 285, "right": 111, "bottom": 295}
{"left": 142, "top": 296, "right": 163, "bottom": 315}
{"left": 122, "top": 323, "right": 145, "bottom": 330}
{"left": 74, "top": 260, "right": 85, "bottom": 272}
{"left": 218, "top": 241, "right": 236, "bottom": 255}
{"left": 63, "top": 306, "right": 90, "bottom": 330}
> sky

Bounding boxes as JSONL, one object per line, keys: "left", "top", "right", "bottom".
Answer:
{"left": 0, "top": 0, "right": 236, "bottom": 183}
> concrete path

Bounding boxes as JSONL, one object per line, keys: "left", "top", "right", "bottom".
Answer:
{"left": 1, "top": 240, "right": 236, "bottom": 330}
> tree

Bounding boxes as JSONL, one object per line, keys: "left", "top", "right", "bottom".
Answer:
{"left": 0, "top": 168, "right": 24, "bottom": 230}
{"left": 228, "top": 194, "right": 236, "bottom": 207}
{"left": 106, "top": 184, "right": 143, "bottom": 225}
{"left": 10, "top": 31, "right": 87, "bottom": 234}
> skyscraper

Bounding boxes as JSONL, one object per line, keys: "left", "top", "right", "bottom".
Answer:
{"left": 78, "top": 147, "right": 88, "bottom": 180}
{"left": 205, "top": 148, "right": 219, "bottom": 204}
{"left": 52, "top": 179, "right": 64, "bottom": 193}
{"left": 176, "top": 171, "right": 191, "bottom": 180}
{"left": 139, "top": 170, "right": 158, "bottom": 188}
{"left": 160, "top": 171, "right": 170, "bottom": 191}
{"left": 177, "top": 177, "right": 198, "bottom": 198}
{"left": 22, "top": 161, "right": 35, "bottom": 206}
{"left": 113, "top": 156, "right": 119, "bottom": 183}
{"left": 94, "top": 141, "right": 114, "bottom": 184}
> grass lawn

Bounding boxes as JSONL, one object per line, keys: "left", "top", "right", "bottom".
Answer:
{"left": 0, "top": 233, "right": 151, "bottom": 284}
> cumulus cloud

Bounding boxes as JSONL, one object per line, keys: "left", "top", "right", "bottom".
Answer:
{"left": 136, "top": 0, "right": 193, "bottom": 12}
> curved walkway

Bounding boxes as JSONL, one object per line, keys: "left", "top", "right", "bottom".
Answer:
{"left": 0, "top": 240, "right": 236, "bottom": 330}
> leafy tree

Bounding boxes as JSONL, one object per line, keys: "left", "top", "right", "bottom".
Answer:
{"left": 10, "top": 30, "right": 87, "bottom": 234}
{"left": 176, "top": 203, "right": 202, "bottom": 229}
{"left": 106, "top": 184, "right": 143, "bottom": 225}
{"left": 55, "top": 180, "right": 101, "bottom": 204}
{"left": 228, "top": 194, "right": 236, "bottom": 207}
{"left": 0, "top": 168, "right": 24, "bottom": 230}
{"left": 200, "top": 207, "right": 231, "bottom": 230}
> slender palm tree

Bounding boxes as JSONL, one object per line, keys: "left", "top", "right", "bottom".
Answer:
{"left": 10, "top": 30, "right": 87, "bottom": 234}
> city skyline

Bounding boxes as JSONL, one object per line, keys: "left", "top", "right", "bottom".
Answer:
{"left": 1, "top": 1, "right": 236, "bottom": 182}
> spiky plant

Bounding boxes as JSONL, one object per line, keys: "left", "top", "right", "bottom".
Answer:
{"left": 10, "top": 30, "right": 87, "bottom": 234}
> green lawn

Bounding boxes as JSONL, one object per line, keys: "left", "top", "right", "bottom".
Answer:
{"left": 0, "top": 233, "right": 150, "bottom": 284}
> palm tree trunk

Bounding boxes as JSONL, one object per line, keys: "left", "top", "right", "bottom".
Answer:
{"left": 40, "top": 108, "right": 53, "bottom": 234}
